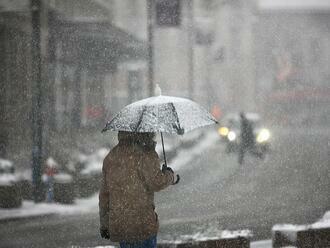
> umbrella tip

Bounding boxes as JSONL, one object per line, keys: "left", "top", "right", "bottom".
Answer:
{"left": 101, "top": 122, "right": 109, "bottom": 133}
{"left": 154, "top": 84, "right": 162, "bottom": 96}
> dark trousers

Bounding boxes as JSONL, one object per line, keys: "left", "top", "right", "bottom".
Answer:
{"left": 238, "top": 143, "right": 257, "bottom": 164}
{"left": 119, "top": 235, "right": 157, "bottom": 248}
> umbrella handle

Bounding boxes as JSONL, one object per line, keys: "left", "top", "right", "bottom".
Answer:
{"left": 161, "top": 132, "right": 167, "bottom": 166}
{"left": 161, "top": 132, "right": 180, "bottom": 185}
{"left": 173, "top": 174, "right": 180, "bottom": 185}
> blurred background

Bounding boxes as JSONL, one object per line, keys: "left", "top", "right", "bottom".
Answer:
{"left": 1, "top": 0, "right": 329, "bottom": 171}
{"left": 0, "top": 0, "right": 329, "bottom": 247}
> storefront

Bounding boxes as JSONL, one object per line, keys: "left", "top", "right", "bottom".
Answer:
{"left": 268, "top": 87, "right": 330, "bottom": 126}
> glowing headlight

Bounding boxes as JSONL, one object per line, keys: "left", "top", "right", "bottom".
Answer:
{"left": 228, "top": 131, "right": 237, "bottom": 141}
{"left": 257, "top": 129, "right": 270, "bottom": 143}
{"left": 218, "top": 127, "right": 229, "bottom": 136}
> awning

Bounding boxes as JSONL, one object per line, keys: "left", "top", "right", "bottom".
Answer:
{"left": 49, "top": 12, "right": 147, "bottom": 71}
{"left": 269, "top": 87, "right": 330, "bottom": 103}
{"left": 0, "top": 3, "right": 147, "bottom": 72}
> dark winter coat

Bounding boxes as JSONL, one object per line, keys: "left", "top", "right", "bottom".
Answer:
{"left": 240, "top": 116, "right": 255, "bottom": 148}
{"left": 99, "top": 132, "right": 174, "bottom": 242}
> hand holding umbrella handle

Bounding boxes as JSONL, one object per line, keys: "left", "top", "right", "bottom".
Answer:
{"left": 160, "top": 133, "right": 180, "bottom": 185}
{"left": 162, "top": 164, "right": 180, "bottom": 185}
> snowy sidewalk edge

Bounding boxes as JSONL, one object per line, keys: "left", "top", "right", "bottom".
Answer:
{"left": 0, "top": 212, "right": 56, "bottom": 223}
{"left": 0, "top": 194, "right": 99, "bottom": 223}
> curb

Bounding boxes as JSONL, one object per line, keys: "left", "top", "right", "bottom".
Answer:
{"left": 0, "top": 212, "right": 56, "bottom": 223}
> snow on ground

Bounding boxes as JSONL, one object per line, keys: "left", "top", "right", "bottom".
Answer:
{"left": 92, "top": 246, "right": 116, "bottom": 248}
{"left": 1, "top": 128, "right": 328, "bottom": 248}
{"left": 313, "top": 210, "right": 330, "bottom": 228}
{"left": 250, "top": 240, "right": 272, "bottom": 248}
{"left": 80, "top": 148, "right": 109, "bottom": 175}
{"left": 174, "top": 230, "right": 252, "bottom": 243}
{"left": 0, "top": 158, "right": 19, "bottom": 186}
{"left": 87, "top": 240, "right": 272, "bottom": 248}
{"left": 171, "top": 129, "right": 218, "bottom": 171}
{"left": 0, "top": 130, "right": 216, "bottom": 221}
{"left": 322, "top": 211, "right": 330, "bottom": 220}
{"left": 88, "top": 240, "right": 272, "bottom": 248}
{"left": 0, "top": 193, "right": 99, "bottom": 220}
{"left": 0, "top": 174, "right": 18, "bottom": 186}
{"left": 272, "top": 210, "right": 330, "bottom": 232}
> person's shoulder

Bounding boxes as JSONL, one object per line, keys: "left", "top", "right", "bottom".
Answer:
{"left": 103, "top": 146, "right": 118, "bottom": 163}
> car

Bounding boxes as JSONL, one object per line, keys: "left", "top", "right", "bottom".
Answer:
{"left": 218, "top": 113, "right": 271, "bottom": 156}
{"left": 0, "top": 158, "right": 22, "bottom": 208}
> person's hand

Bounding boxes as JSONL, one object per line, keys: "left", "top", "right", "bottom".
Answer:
{"left": 162, "top": 164, "right": 173, "bottom": 173}
{"left": 162, "top": 164, "right": 180, "bottom": 185}
{"left": 100, "top": 228, "right": 110, "bottom": 239}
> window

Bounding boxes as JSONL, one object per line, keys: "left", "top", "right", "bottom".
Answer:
{"left": 128, "top": 70, "right": 142, "bottom": 102}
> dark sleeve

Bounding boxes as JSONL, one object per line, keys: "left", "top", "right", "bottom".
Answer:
{"left": 99, "top": 159, "right": 109, "bottom": 230}
{"left": 139, "top": 151, "right": 174, "bottom": 192}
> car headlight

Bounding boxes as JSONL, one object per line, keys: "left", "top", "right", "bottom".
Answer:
{"left": 257, "top": 129, "right": 270, "bottom": 143}
{"left": 228, "top": 131, "right": 237, "bottom": 141}
{"left": 218, "top": 127, "right": 229, "bottom": 136}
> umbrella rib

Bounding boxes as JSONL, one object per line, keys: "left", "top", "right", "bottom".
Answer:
{"left": 102, "top": 95, "right": 218, "bottom": 134}
{"left": 101, "top": 117, "right": 116, "bottom": 132}
{"left": 134, "top": 106, "right": 148, "bottom": 132}
{"left": 169, "top": 102, "right": 183, "bottom": 134}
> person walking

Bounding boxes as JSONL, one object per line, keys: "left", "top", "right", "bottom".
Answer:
{"left": 238, "top": 112, "right": 255, "bottom": 164}
{"left": 44, "top": 157, "right": 58, "bottom": 202}
{"left": 99, "top": 131, "right": 176, "bottom": 248}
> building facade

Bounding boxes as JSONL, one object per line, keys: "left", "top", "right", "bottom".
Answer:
{"left": 255, "top": 0, "right": 330, "bottom": 125}
{"left": 0, "top": 0, "right": 147, "bottom": 169}
{"left": 211, "top": 0, "right": 257, "bottom": 114}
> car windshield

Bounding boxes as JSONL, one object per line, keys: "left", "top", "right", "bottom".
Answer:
{"left": 227, "top": 119, "right": 240, "bottom": 129}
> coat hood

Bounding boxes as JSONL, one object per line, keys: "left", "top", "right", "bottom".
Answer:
{"left": 118, "top": 131, "right": 155, "bottom": 148}
{"left": 118, "top": 131, "right": 140, "bottom": 142}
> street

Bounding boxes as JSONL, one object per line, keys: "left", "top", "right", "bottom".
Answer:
{"left": 1, "top": 1, "right": 330, "bottom": 248}
{"left": 0, "top": 127, "right": 329, "bottom": 247}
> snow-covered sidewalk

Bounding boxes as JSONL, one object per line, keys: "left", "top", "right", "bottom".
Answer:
{"left": 1, "top": 127, "right": 329, "bottom": 248}
{"left": 86, "top": 240, "right": 272, "bottom": 248}
{"left": 0, "top": 193, "right": 98, "bottom": 221}
{"left": 171, "top": 129, "right": 219, "bottom": 171}
{"left": 0, "top": 129, "right": 216, "bottom": 222}
{"left": 88, "top": 240, "right": 272, "bottom": 248}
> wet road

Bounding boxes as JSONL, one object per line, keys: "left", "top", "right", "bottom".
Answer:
{"left": 0, "top": 127, "right": 329, "bottom": 247}
{"left": 158, "top": 127, "right": 330, "bottom": 240}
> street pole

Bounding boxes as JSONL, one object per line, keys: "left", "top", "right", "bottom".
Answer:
{"left": 147, "top": 0, "right": 154, "bottom": 97}
{"left": 187, "top": 0, "right": 195, "bottom": 99}
{"left": 31, "top": 0, "right": 44, "bottom": 202}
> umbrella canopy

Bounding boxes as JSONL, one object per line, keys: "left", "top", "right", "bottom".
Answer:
{"left": 102, "top": 95, "right": 218, "bottom": 134}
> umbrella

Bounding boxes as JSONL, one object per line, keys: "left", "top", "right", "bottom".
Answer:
{"left": 102, "top": 95, "right": 218, "bottom": 182}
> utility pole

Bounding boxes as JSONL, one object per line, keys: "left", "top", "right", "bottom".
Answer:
{"left": 147, "top": 0, "right": 154, "bottom": 96}
{"left": 187, "top": 0, "right": 195, "bottom": 99}
{"left": 31, "top": 0, "right": 44, "bottom": 202}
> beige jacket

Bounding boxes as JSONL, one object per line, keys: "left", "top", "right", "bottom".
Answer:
{"left": 99, "top": 134, "right": 174, "bottom": 242}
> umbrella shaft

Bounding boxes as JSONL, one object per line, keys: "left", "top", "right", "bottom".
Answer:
{"left": 161, "top": 132, "right": 167, "bottom": 166}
